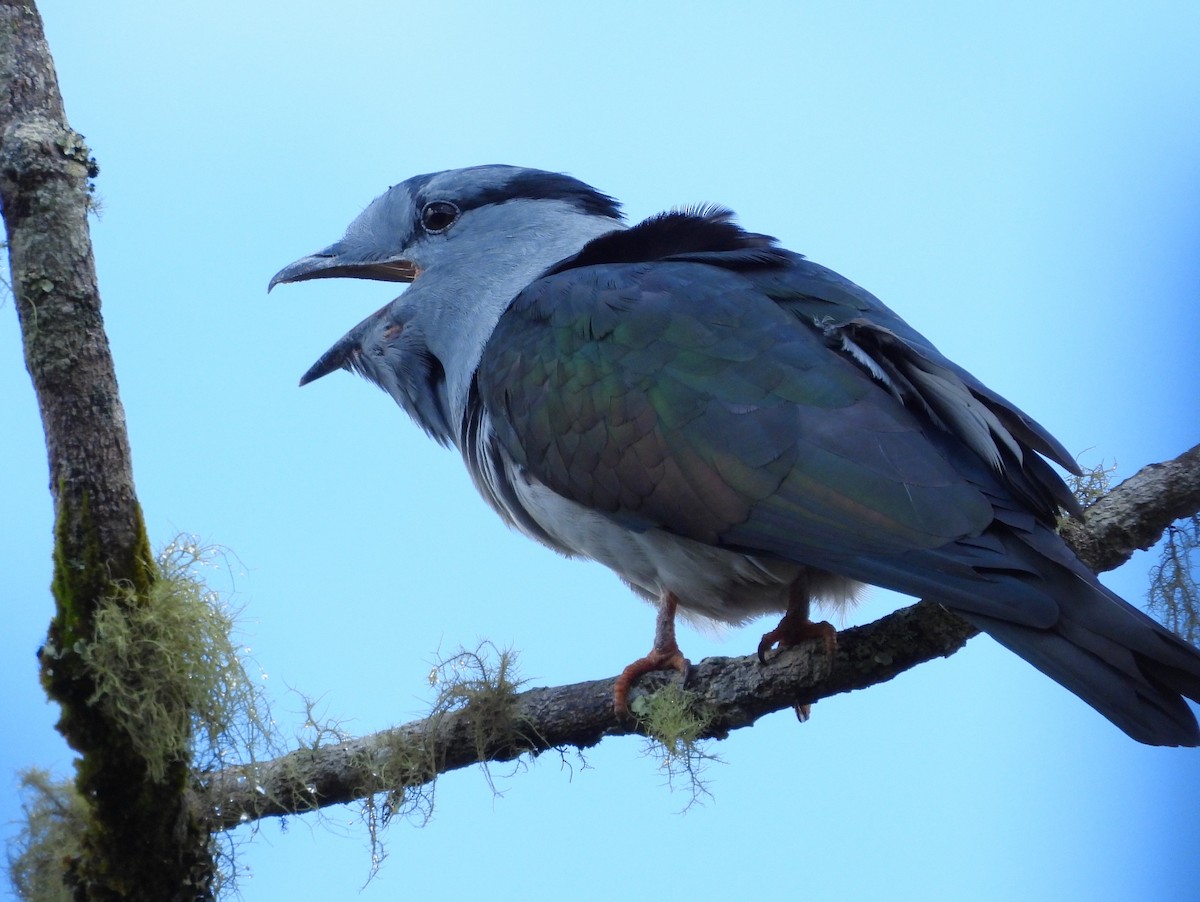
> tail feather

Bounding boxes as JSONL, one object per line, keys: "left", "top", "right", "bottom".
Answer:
{"left": 961, "top": 573, "right": 1200, "bottom": 747}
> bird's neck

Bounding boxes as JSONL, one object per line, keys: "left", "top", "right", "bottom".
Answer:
{"left": 424, "top": 206, "right": 624, "bottom": 437}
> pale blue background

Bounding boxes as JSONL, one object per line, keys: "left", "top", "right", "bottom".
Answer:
{"left": 4, "top": 2, "right": 1199, "bottom": 899}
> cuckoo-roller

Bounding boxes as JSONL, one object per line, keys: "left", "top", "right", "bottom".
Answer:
{"left": 270, "top": 164, "right": 1200, "bottom": 745}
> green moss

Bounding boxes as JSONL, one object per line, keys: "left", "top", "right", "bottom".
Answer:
{"left": 47, "top": 491, "right": 104, "bottom": 655}
{"left": 35, "top": 521, "right": 273, "bottom": 899}
{"left": 7, "top": 770, "right": 88, "bottom": 902}
{"left": 632, "top": 683, "right": 712, "bottom": 751}
{"left": 79, "top": 537, "right": 274, "bottom": 783}
{"left": 429, "top": 643, "right": 526, "bottom": 764}
{"left": 1065, "top": 458, "right": 1116, "bottom": 510}
{"left": 361, "top": 643, "right": 528, "bottom": 884}
{"left": 631, "top": 684, "right": 718, "bottom": 808}
{"left": 44, "top": 493, "right": 155, "bottom": 671}
{"left": 263, "top": 643, "right": 531, "bottom": 886}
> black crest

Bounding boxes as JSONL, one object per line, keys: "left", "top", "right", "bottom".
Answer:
{"left": 545, "top": 205, "right": 790, "bottom": 276}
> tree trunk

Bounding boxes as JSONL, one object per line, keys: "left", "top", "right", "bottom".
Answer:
{"left": 1, "top": 3, "right": 215, "bottom": 898}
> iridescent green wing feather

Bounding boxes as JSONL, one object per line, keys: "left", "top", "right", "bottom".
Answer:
{"left": 479, "top": 259, "right": 995, "bottom": 563}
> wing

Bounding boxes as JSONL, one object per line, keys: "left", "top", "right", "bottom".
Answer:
{"left": 750, "top": 255, "right": 1082, "bottom": 519}
{"left": 479, "top": 256, "right": 1017, "bottom": 572}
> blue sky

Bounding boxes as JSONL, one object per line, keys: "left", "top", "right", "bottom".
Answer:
{"left": 4, "top": 2, "right": 1200, "bottom": 899}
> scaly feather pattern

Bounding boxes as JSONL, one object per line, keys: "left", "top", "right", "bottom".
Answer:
{"left": 476, "top": 207, "right": 1200, "bottom": 745}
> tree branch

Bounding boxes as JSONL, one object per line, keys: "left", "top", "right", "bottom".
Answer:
{"left": 1062, "top": 443, "right": 1200, "bottom": 573}
{"left": 203, "top": 446, "right": 1200, "bottom": 831}
{"left": 1, "top": 1, "right": 142, "bottom": 572}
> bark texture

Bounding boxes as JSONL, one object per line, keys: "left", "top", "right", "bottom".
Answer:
{"left": 1061, "top": 443, "right": 1200, "bottom": 573}
{"left": 1, "top": 4, "right": 215, "bottom": 898}
{"left": 203, "top": 448, "right": 1200, "bottom": 831}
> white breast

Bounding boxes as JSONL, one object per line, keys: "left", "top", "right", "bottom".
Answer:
{"left": 463, "top": 409, "right": 863, "bottom": 627}
{"left": 508, "top": 462, "right": 863, "bottom": 627}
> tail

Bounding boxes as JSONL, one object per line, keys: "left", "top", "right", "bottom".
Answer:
{"left": 961, "top": 566, "right": 1200, "bottom": 747}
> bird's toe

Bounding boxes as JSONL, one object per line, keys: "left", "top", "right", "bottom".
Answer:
{"left": 613, "top": 647, "right": 691, "bottom": 717}
{"left": 758, "top": 617, "right": 838, "bottom": 663}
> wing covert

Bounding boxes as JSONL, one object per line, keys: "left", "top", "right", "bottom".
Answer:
{"left": 760, "top": 256, "right": 1081, "bottom": 519}
{"left": 478, "top": 259, "right": 996, "bottom": 565}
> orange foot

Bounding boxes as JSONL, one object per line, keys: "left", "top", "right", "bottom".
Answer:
{"left": 613, "top": 592, "right": 691, "bottom": 716}
{"left": 757, "top": 617, "right": 838, "bottom": 664}
{"left": 758, "top": 590, "right": 838, "bottom": 720}
{"left": 613, "top": 646, "right": 690, "bottom": 716}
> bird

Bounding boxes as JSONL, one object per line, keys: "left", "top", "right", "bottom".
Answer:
{"left": 271, "top": 164, "right": 1200, "bottom": 746}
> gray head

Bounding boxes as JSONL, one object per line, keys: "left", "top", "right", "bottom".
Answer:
{"left": 271, "top": 164, "right": 625, "bottom": 441}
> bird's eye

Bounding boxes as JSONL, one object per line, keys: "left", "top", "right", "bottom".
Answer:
{"left": 420, "top": 201, "right": 460, "bottom": 233}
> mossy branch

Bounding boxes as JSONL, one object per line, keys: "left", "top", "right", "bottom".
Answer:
{"left": 2, "top": 5, "right": 216, "bottom": 897}
{"left": 202, "top": 444, "right": 1200, "bottom": 831}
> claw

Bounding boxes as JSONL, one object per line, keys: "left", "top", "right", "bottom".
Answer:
{"left": 758, "top": 577, "right": 838, "bottom": 664}
{"left": 614, "top": 646, "right": 691, "bottom": 716}
{"left": 760, "top": 617, "right": 835, "bottom": 723}
{"left": 613, "top": 592, "right": 691, "bottom": 716}
{"left": 758, "top": 582, "right": 837, "bottom": 723}
{"left": 758, "top": 618, "right": 838, "bottom": 663}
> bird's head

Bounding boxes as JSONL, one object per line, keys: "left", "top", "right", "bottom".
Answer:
{"left": 271, "top": 164, "right": 625, "bottom": 436}
{"left": 269, "top": 164, "right": 622, "bottom": 290}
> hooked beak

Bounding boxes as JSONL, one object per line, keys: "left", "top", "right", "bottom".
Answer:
{"left": 298, "top": 333, "right": 359, "bottom": 386}
{"left": 268, "top": 241, "right": 418, "bottom": 291}
{"left": 297, "top": 301, "right": 392, "bottom": 387}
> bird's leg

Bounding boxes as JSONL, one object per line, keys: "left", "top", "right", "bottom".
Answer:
{"left": 757, "top": 579, "right": 837, "bottom": 721}
{"left": 757, "top": 577, "right": 837, "bottom": 664}
{"left": 613, "top": 592, "right": 691, "bottom": 716}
